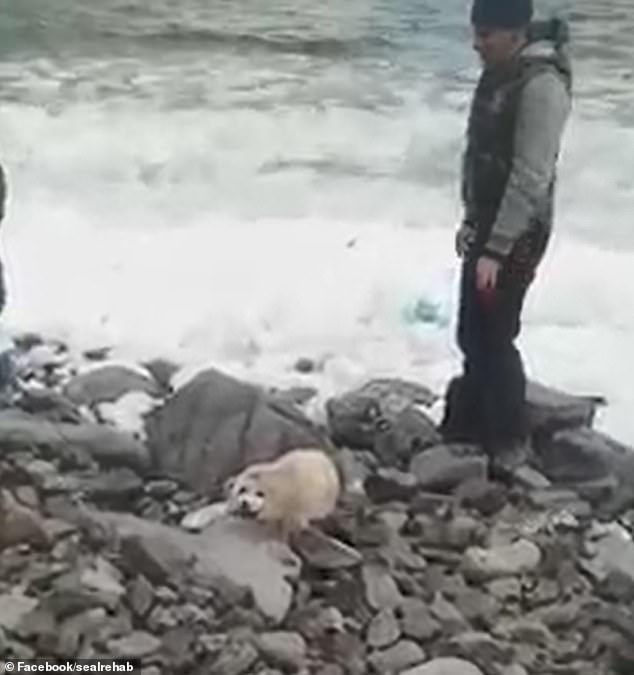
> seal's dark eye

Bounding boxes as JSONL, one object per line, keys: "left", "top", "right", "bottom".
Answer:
{"left": 238, "top": 486, "right": 247, "bottom": 495}
{"left": 255, "top": 490, "right": 265, "bottom": 499}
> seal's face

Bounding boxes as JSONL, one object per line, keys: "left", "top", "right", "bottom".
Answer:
{"left": 226, "top": 473, "right": 266, "bottom": 519}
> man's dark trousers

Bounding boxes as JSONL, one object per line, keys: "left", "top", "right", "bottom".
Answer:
{"left": 444, "top": 252, "right": 533, "bottom": 453}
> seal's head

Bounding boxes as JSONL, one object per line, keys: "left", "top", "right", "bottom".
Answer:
{"left": 225, "top": 469, "right": 267, "bottom": 519}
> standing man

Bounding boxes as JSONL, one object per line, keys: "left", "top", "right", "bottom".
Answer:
{"left": 439, "top": 0, "right": 573, "bottom": 478}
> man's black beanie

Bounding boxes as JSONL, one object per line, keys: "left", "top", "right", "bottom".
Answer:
{"left": 471, "top": 0, "right": 533, "bottom": 29}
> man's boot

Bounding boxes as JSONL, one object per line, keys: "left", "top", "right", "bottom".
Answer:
{"left": 488, "top": 438, "right": 531, "bottom": 483}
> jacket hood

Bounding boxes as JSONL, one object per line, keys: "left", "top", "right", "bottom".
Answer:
{"left": 521, "top": 17, "right": 572, "bottom": 84}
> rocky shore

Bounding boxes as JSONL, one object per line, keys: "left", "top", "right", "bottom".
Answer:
{"left": 0, "top": 334, "right": 633, "bottom": 674}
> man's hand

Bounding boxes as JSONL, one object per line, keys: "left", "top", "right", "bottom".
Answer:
{"left": 475, "top": 256, "right": 501, "bottom": 292}
{"left": 455, "top": 221, "right": 476, "bottom": 258}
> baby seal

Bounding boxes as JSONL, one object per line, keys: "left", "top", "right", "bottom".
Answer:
{"left": 226, "top": 448, "right": 340, "bottom": 541}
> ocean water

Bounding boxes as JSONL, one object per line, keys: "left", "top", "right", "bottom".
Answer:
{"left": 1, "top": 0, "right": 633, "bottom": 444}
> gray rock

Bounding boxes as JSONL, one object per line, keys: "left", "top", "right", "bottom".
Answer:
{"left": 18, "top": 387, "right": 82, "bottom": 424}
{"left": 443, "top": 632, "right": 513, "bottom": 670}
{"left": 73, "top": 508, "right": 300, "bottom": 624}
{"left": 142, "top": 358, "right": 180, "bottom": 392}
{"left": 416, "top": 547, "right": 463, "bottom": 567}
{"left": 373, "top": 406, "right": 442, "bottom": 466}
{"left": 82, "top": 345, "right": 111, "bottom": 360}
{"left": 592, "top": 603, "right": 634, "bottom": 643}
{"left": 364, "top": 468, "right": 418, "bottom": 504}
{"left": 527, "top": 601, "right": 580, "bottom": 630}
{"left": 580, "top": 529, "right": 634, "bottom": 587}
{"left": 409, "top": 514, "right": 484, "bottom": 551}
{"left": 352, "top": 515, "right": 394, "bottom": 548}
{"left": 377, "top": 509, "right": 409, "bottom": 534}
{"left": 291, "top": 603, "right": 346, "bottom": 642}
{"left": 146, "top": 606, "right": 179, "bottom": 633}
{"left": 367, "top": 639, "right": 426, "bottom": 674}
{"left": 327, "top": 631, "right": 367, "bottom": 675}
{"left": 613, "top": 638, "right": 634, "bottom": 674}
{"left": 366, "top": 608, "right": 401, "bottom": 649}
{"left": 500, "top": 666, "right": 529, "bottom": 675}
{"left": 6, "top": 639, "right": 36, "bottom": 660}
{"left": 79, "top": 556, "right": 126, "bottom": 606}
{"left": 175, "top": 603, "right": 208, "bottom": 626}
{"left": 18, "top": 340, "right": 68, "bottom": 375}
{"left": 63, "top": 364, "right": 161, "bottom": 405}
{"left": 431, "top": 570, "right": 468, "bottom": 598}
{"left": 0, "top": 593, "right": 39, "bottom": 631}
{"left": 526, "top": 380, "right": 602, "bottom": 433}
{"left": 152, "top": 585, "right": 177, "bottom": 604}
{"left": 537, "top": 427, "right": 618, "bottom": 483}
{"left": 575, "top": 476, "right": 622, "bottom": 507}
{"left": 198, "top": 633, "right": 227, "bottom": 657}
{"left": 0, "top": 409, "right": 149, "bottom": 472}
{"left": 144, "top": 367, "right": 329, "bottom": 495}
{"left": 22, "top": 459, "right": 74, "bottom": 494}
{"left": 55, "top": 608, "right": 108, "bottom": 658}
{"left": 598, "top": 568, "right": 634, "bottom": 602}
{"left": 120, "top": 530, "right": 189, "bottom": 586}
{"left": 294, "top": 529, "right": 362, "bottom": 570}
{"left": 13, "top": 606, "right": 57, "bottom": 647}
{"left": 326, "top": 378, "right": 437, "bottom": 451}
{"left": 454, "top": 478, "right": 507, "bottom": 517}
{"left": 106, "top": 631, "right": 161, "bottom": 659}
{"left": 409, "top": 444, "right": 488, "bottom": 493}
{"left": 140, "top": 668, "right": 161, "bottom": 675}
{"left": 462, "top": 539, "right": 542, "bottom": 583}
{"left": 44, "top": 561, "right": 124, "bottom": 618}
{"left": 144, "top": 479, "right": 179, "bottom": 499}
{"left": 211, "top": 639, "right": 259, "bottom": 675}
{"left": 527, "top": 488, "right": 591, "bottom": 517}
{"left": 80, "top": 468, "right": 144, "bottom": 505}
{"left": 400, "top": 658, "right": 484, "bottom": 675}
{"left": 398, "top": 598, "right": 441, "bottom": 642}
{"left": 493, "top": 619, "right": 554, "bottom": 647}
{"left": 382, "top": 536, "right": 428, "bottom": 572}
{"left": 256, "top": 631, "right": 307, "bottom": 671}
{"left": 0, "top": 488, "right": 50, "bottom": 551}
{"left": 452, "top": 588, "right": 500, "bottom": 629}
{"left": 430, "top": 593, "right": 469, "bottom": 633}
{"left": 314, "top": 667, "right": 344, "bottom": 675}
{"left": 41, "top": 517, "right": 77, "bottom": 544}
{"left": 128, "top": 575, "right": 155, "bottom": 619}
{"left": 272, "top": 386, "right": 318, "bottom": 409}
{"left": 294, "top": 357, "right": 316, "bottom": 373}
{"left": 335, "top": 448, "right": 373, "bottom": 494}
{"left": 13, "top": 331, "right": 45, "bottom": 350}
{"left": 362, "top": 563, "right": 403, "bottom": 610}
{"left": 158, "top": 626, "right": 198, "bottom": 670}
{"left": 514, "top": 466, "right": 552, "bottom": 490}
{"left": 14, "top": 485, "right": 39, "bottom": 509}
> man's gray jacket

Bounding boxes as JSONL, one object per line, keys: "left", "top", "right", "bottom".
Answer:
{"left": 461, "top": 18, "right": 572, "bottom": 269}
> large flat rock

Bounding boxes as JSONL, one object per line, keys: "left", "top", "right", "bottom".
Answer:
{"left": 326, "top": 378, "right": 440, "bottom": 467}
{"left": 536, "top": 426, "right": 634, "bottom": 491}
{"left": 0, "top": 409, "right": 149, "bottom": 472}
{"left": 526, "top": 381, "right": 603, "bottom": 434}
{"left": 144, "top": 367, "right": 330, "bottom": 495}
{"left": 67, "top": 506, "right": 300, "bottom": 624}
{"left": 401, "top": 658, "right": 484, "bottom": 675}
{"left": 409, "top": 444, "right": 488, "bottom": 493}
{"left": 63, "top": 364, "right": 162, "bottom": 406}
{"left": 580, "top": 526, "right": 634, "bottom": 587}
